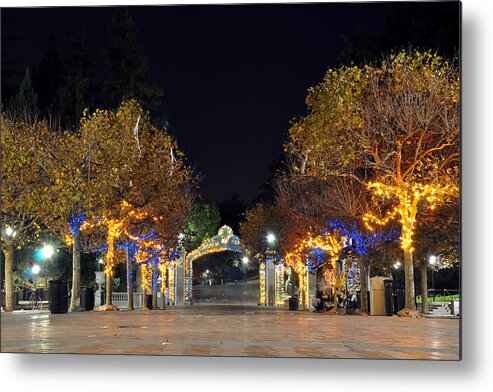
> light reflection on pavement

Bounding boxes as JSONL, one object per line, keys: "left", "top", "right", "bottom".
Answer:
{"left": 1, "top": 305, "right": 460, "bottom": 360}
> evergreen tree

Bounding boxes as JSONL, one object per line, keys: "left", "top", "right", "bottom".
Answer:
{"left": 186, "top": 203, "right": 221, "bottom": 250}
{"left": 33, "top": 34, "right": 64, "bottom": 127}
{"left": 1, "top": 14, "right": 25, "bottom": 104}
{"left": 58, "top": 10, "right": 93, "bottom": 129}
{"left": 219, "top": 193, "right": 246, "bottom": 234}
{"left": 7, "top": 67, "right": 38, "bottom": 123}
{"left": 104, "top": 7, "right": 162, "bottom": 111}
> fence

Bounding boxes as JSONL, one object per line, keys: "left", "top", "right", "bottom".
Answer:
{"left": 111, "top": 292, "right": 143, "bottom": 309}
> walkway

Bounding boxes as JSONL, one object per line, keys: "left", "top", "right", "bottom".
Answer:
{"left": 1, "top": 305, "right": 460, "bottom": 359}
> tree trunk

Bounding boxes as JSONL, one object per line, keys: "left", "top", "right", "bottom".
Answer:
{"left": 152, "top": 261, "right": 158, "bottom": 309}
{"left": 299, "top": 270, "right": 307, "bottom": 309}
{"left": 420, "top": 262, "right": 429, "bottom": 314}
{"left": 152, "top": 291, "right": 157, "bottom": 309}
{"left": 105, "top": 273, "right": 112, "bottom": 306}
{"left": 105, "top": 227, "right": 115, "bottom": 307}
{"left": 126, "top": 249, "right": 134, "bottom": 311}
{"left": 3, "top": 242, "right": 15, "bottom": 312}
{"left": 290, "top": 269, "right": 298, "bottom": 297}
{"left": 404, "top": 249, "right": 416, "bottom": 310}
{"left": 139, "top": 266, "right": 147, "bottom": 310}
{"left": 358, "top": 258, "right": 368, "bottom": 314}
{"left": 69, "top": 232, "right": 81, "bottom": 312}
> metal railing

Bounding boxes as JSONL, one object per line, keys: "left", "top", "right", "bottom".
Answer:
{"left": 112, "top": 292, "right": 143, "bottom": 309}
{"left": 426, "top": 288, "right": 460, "bottom": 302}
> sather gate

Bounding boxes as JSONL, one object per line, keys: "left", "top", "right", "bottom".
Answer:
{"left": 165, "top": 225, "right": 287, "bottom": 306}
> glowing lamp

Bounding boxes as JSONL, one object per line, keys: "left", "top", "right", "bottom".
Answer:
{"left": 32, "top": 265, "right": 40, "bottom": 275}
{"left": 5, "top": 226, "right": 16, "bottom": 237}
{"left": 41, "top": 245, "right": 55, "bottom": 259}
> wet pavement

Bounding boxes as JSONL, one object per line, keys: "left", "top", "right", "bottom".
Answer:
{"left": 0, "top": 305, "right": 460, "bottom": 359}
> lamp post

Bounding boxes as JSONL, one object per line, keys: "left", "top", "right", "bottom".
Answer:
{"left": 41, "top": 244, "right": 55, "bottom": 259}
{"left": 241, "top": 256, "right": 249, "bottom": 283}
{"left": 429, "top": 255, "right": 437, "bottom": 299}
{"left": 37, "top": 244, "right": 55, "bottom": 288}
{"left": 263, "top": 233, "right": 277, "bottom": 306}
{"left": 266, "top": 233, "right": 276, "bottom": 246}
{"left": 32, "top": 264, "right": 40, "bottom": 287}
{"left": 393, "top": 261, "right": 401, "bottom": 281}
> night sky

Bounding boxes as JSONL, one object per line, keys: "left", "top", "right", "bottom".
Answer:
{"left": 1, "top": 2, "right": 459, "bottom": 203}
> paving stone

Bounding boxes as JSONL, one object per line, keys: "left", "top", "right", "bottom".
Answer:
{"left": 0, "top": 305, "right": 460, "bottom": 360}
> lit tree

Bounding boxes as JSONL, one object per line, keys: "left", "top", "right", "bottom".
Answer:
{"left": 287, "top": 50, "right": 459, "bottom": 314}
{"left": 360, "top": 51, "right": 459, "bottom": 313}
{"left": 79, "top": 100, "right": 192, "bottom": 308}
{"left": 1, "top": 117, "right": 43, "bottom": 311}
{"left": 32, "top": 124, "right": 97, "bottom": 312}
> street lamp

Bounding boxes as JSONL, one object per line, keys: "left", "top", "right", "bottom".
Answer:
{"left": 41, "top": 244, "right": 55, "bottom": 259}
{"left": 32, "top": 264, "right": 40, "bottom": 287}
{"left": 266, "top": 233, "right": 276, "bottom": 245}
{"left": 429, "top": 255, "right": 437, "bottom": 297}
{"left": 241, "top": 256, "right": 249, "bottom": 265}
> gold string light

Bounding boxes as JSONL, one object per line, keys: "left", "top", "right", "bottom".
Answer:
{"left": 284, "top": 230, "right": 345, "bottom": 309}
{"left": 275, "top": 263, "right": 285, "bottom": 306}
{"left": 363, "top": 181, "right": 458, "bottom": 252}
{"left": 168, "top": 263, "right": 175, "bottom": 301}
{"left": 259, "top": 261, "right": 266, "bottom": 305}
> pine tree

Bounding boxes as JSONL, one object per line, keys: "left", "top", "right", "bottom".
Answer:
{"left": 7, "top": 67, "right": 38, "bottom": 123}
{"left": 58, "top": 10, "right": 93, "bottom": 129}
{"left": 33, "top": 34, "right": 64, "bottom": 128}
{"left": 103, "top": 7, "right": 162, "bottom": 111}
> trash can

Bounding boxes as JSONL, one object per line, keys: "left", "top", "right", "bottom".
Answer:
{"left": 393, "top": 285, "right": 405, "bottom": 314}
{"left": 370, "top": 277, "right": 389, "bottom": 316}
{"left": 383, "top": 279, "right": 394, "bottom": 315}
{"left": 289, "top": 296, "right": 298, "bottom": 310}
{"left": 49, "top": 280, "right": 68, "bottom": 314}
{"left": 80, "top": 287, "right": 94, "bottom": 311}
{"left": 146, "top": 294, "right": 153, "bottom": 310}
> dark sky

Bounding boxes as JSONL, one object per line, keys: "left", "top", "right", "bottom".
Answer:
{"left": 1, "top": 2, "right": 460, "bottom": 203}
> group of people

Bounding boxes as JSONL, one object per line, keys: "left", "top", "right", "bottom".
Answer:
{"left": 314, "top": 288, "right": 359, "bottom": 312}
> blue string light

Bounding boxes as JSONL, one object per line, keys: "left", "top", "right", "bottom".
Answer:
{"left": 326, "top": 219, "right": 400, "bottom": 256}
{"left": 69, "top": 213, "right": 86, "bottom": 236}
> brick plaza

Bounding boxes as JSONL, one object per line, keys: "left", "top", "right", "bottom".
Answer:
{"left": 0, "top": 305, "right": 460, "bottom": 360}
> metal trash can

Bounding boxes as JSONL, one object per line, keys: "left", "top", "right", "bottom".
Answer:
{"left": 393, "top": 285, "right": 405, "bottom": 314}
{"left": 383, "top": 279, "right": 394, "bottom": 315}
{"left": 49, "top": 280, "right": 68, "bottom": 314}
{"left": 80, "top": 287, "right": 94, "bottom": 311}
{"left": 289, "top": 296, "right": 298, "bottom": 310}
{"left": 146, "top": 294, "right": 153, "bottom": 310}
{"left": 100, "top": 289, "right": 106, "bottom": 306}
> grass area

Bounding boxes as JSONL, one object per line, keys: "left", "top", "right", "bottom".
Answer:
{"left": 416, "top": 294, "right": 460, "bottom": 303}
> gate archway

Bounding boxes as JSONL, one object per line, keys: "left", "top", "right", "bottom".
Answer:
{"left": 184, "top": 225, "right": 244, "bottom": 302}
